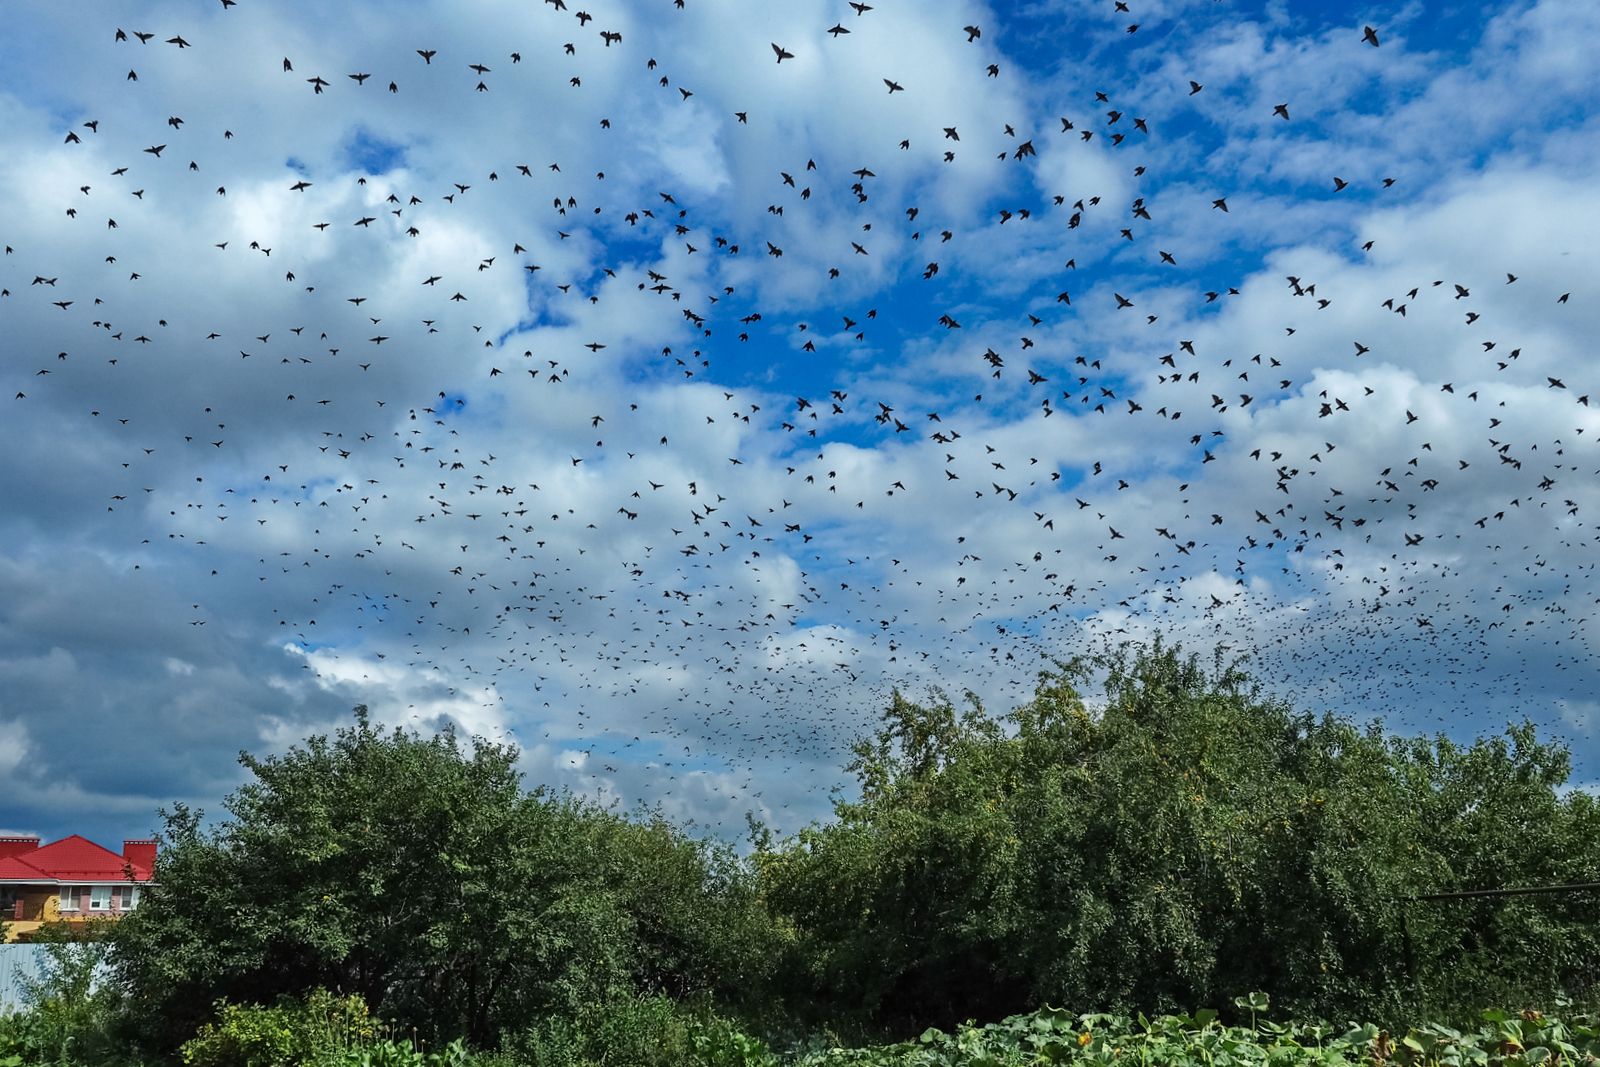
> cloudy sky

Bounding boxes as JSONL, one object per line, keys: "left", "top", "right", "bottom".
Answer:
{"left": 3, "top": 0, "right": 1600, "bottom": 846}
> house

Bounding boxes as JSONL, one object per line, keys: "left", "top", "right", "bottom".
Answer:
{"left": 0, "top": 835, "right": 156, "bottom": 942}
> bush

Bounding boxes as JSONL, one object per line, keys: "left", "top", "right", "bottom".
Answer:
{"left": 500, "top": 995, "right": 776, "bottom": 1067}
{"left": 3, "top": 921, "right": 121, "bottom": 1066}
{"left": 178, "top": 989, "right": 373, "bottom": 1067}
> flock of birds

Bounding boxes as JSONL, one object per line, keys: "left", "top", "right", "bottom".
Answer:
{"left": 4, "top": 0, "right": 1598, "bottom": 826}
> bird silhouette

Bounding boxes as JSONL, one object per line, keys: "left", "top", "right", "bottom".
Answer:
{"left": 5, "top": 0, "right": 1597, "bottom": 838}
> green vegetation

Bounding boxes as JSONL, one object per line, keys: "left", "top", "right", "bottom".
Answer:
{"left": 175, "top": 988, "right": 380, "bottom": 1067}
{"left": 758, "top": 643, "right": 1600, "bottom": 1031}
{"left": 3, "top": 640, "right": 1599, "bottom": 1066}
{"left": 109, "top": 709, "right": 780, "bottom": 1054}
{"left": 1, "top": 920, "right": 122, "bottom": 1065}
{"left": 796, "top": 996, "right": 1600, "bottom": 1067}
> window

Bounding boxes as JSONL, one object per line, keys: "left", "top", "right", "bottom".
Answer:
{"left": 119, "top": 885, "right": 139, "bottom": 910}
{"left": 58, "top": 887, "right": 80, "bottom": 912}
{"left": 89, "top": 885, "right": 112, "bottom": 910}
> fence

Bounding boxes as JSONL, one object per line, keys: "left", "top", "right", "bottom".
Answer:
{"left": 0, "top": 943, "right": 48, "bottom": 1012}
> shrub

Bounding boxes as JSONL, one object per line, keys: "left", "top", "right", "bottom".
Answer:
{"left": 179, "top": 989, "right": 372, "bottom": 1067}
{"left": 501, "top": 994, "right": 776, "bottom": 1067}
{"left": 5, "top": 920, "right": 121, "bottom": 1066}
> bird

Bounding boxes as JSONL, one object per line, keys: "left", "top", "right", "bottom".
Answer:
{"left": 10, "top": 0, "right": 1600, "bottom": 849}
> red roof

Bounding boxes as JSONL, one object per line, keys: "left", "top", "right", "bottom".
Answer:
{"left": 0, "top": 836, "right": 154, "bottom": 883}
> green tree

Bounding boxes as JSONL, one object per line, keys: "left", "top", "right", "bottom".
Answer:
{"left": 111, "top": 708, "right": 780, "bottom": 1053}
{"left": 756, "top": 639, "right": 1600, "bottom": 1033}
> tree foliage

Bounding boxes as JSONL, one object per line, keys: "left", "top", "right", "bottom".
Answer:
{"left": 59, "top": 641, "right": 1600, "bottom": 1059}
{"left": 756, "top": 640, "right": 1600, "bottom": 1032}
{"left": 110, "top": 708, "right": 781, "bottom": 1053}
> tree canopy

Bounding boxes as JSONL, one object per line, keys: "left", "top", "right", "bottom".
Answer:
{"left": 98, "top": 644, "right": 1600, "bottom": 1056}
{"left": 111, "top": 709, "right": 780, "bottom": 1052}
{"left": 755, "top": 641, "right": 1600, "bottom": 1032}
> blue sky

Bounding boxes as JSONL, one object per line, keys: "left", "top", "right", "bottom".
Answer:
{"left": 3, "top": 0, "right": 1600, "bottom": 846}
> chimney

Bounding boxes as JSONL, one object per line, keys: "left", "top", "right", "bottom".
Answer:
{"left": 122, "top": 839, "right": 157, "bottom": 876}
{"left": 0, "top": 836, "right": 40, "bottom": 861}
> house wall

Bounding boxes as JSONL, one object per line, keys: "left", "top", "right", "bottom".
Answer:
{"left": 16, "top": 891, "right": 57, "bottom": 923}
{"left": 2, "top": 892, "right": 140, "bottom": 943}
{"left": 2, "top": 892, "right": 56, "bottom": 941}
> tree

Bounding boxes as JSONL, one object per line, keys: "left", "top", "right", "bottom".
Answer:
{"left": 756, "top": 640, "right": 1600, "bottom": 1033}
{"left": 111, "top": 708, "right": 780, "bottom": 1052}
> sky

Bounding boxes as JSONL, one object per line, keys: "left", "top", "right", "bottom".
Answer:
{"left": 3, "top": 0, "right": 1600, "bottom": 847}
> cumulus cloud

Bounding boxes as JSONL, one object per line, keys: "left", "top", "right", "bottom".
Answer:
{"left": 2, "top": 0, "right": 1599, "bottom": 841}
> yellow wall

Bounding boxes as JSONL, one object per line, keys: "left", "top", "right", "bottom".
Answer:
{"left": 3, "top": 893, "right": 133, "bottom": 942}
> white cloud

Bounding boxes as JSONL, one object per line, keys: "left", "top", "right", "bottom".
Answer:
{"left": 0, "top": 719, "right": 31, "bottom": 775}
{"left": 1, "top": 0, "right": 1599, "bottom": 841}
